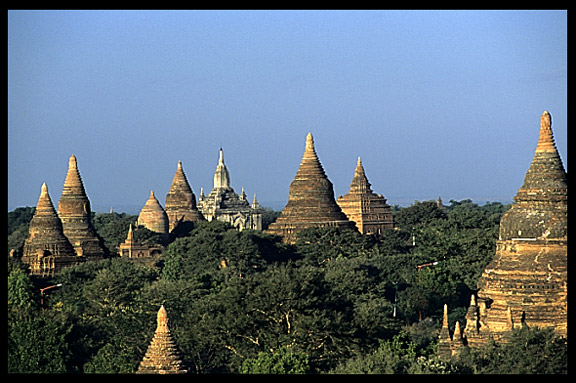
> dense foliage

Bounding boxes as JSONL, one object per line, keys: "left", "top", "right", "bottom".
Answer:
{"left": 7, "top": 200, "right": 567, "bottom": 373}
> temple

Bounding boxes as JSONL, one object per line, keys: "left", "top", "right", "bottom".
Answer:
{"left": 439, "top": 111, "right": 568, "bottom": 356}
{"left": 57, "top": 155, "right": 106, "bottom": 259}
{"left": 337, "top": 157, "right": 394, "bottom": 235}
{"left": 21, "top": 183, "right": 79, "bottom": 276}
{"left": 118, "top": 224, "right": 163, "bottom": 266}
{"left": 197, "top": 148, "right": 262, "bottom": 231}
{"left": 164, "top": 161, "right": 204, "bottom": 232}
{"left": 267, "top": 133, "right": 357, "bottom": 243}
{"left": 137, "top": 190, "right": 170, "bottom": 235}
{"left": 137, "top": 305, "right": 187, "bottom": 374}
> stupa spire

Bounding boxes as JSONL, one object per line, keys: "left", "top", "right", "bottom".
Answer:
{"left": 535, "top": 111, "right": 557, "bottom": 153}
{"left": 437, "top": 303, "right": 453, "bottom": 361}
{"left": 165, "top": 161, "right": 203, "bottom": 231}
{"left": 61, "top": 154, "right": 87, "bottom": 197}
{"left": 348, "top": 157, "right": 372, "bottom": 194}
{"left": 337, "top": 156, "right": 393, "bottom": 235}
{"left": 38, "top": 182, "right": 57, "bottom": 215}
{"left": 58, "top": 155, "right": 105, "bottom": 259}
{"left": 213, "top": 148, "right": 231, "bottom": 189}
{"left": 500, "top": 110, "right": 567, "bottom": 240}
{"left": 267, "top": 132, "right": 356, "bottom": 243}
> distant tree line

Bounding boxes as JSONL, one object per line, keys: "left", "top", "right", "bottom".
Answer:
{"left": 7, "top": 200, "right": 567, "bottom": 373}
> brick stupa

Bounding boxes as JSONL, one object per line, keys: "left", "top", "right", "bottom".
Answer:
{"left": 267, "top": 133, "right": 356, "bottom": 243}
{"left": 58, "top": 155, "right": 106, "bottom": 259}
{"left": 22, "top": 183, "right": 79, "bottom": 276}
{"left": 337, "top": 157, "right": 394, "bottom": 235}
{"left": 137, "top": 305, "right": 187, "bottom": 374}
{"left": 165, "top": 161, "right": 204, "bottom": 232}
{"left": 137, "top": 190, "right": 169, "bottom": 235}
{"left": 463, "top": 111, "right": 568, "bottom": 347}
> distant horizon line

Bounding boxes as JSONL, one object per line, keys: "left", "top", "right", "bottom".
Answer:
{"left": 8, "top": 196, "right": 514, "bottom": 215}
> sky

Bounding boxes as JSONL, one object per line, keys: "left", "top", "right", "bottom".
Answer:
{"left": 8, "top": 10, "right": 567, "bottom": 213}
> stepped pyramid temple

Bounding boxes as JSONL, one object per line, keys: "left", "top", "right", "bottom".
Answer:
{"left": 439, "top": 111, "right": 567, "bottom": 358}
{"left": 137, "top": 190, "right": 169, "bottom": 235}
{"left": 267, "top": 133, "right": 357, "bottom": 243}
{"left": 58, "top": 155, "right": 106, "bottom": 259}
{"left": 197, "top": 148, "right": 262, "bottom": 231}
{"left": 137, "top": 305, "right": 187, "bottom": 374}
{"left": 21, "top": 183, "right": 79, "bottom": 276}
{"left": 165, "top": 161, "right": 204, "bottom": 232}
{"left": 337, "top": 157, "right": 394, "bottom": 235}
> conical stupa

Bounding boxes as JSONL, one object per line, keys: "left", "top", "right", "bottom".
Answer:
{"left": 22, "top": 183, "right": 79, "bottom": 276}
{"left": 337, "top": 157, "right": 394, "bottom": 235}
{"left": 137, "top": 305, "right": 187, "bottom": 374}
{"left": 58, "top": 155, "right": 106, "bottom": 258}
{"left": 137, "top": 190, "right": 169, "bottom": 234}
{"left": 466, "top": 111, "right": 567, "bottom": 345}
{"left": 165, "top": 161, "right": 204, "bottom": 232}
{"left": 267, "top": 133, "right": 356, "bottom": 243}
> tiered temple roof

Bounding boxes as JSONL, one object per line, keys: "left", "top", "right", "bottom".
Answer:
{"left": 137, "top": 305, "right": 187, "bottom": 374}
{"left": 165, "top": 161, "right": 204, "bottom": 232}
{"left": 337, "top": 157, "right": 394, "bottom": 235}
{"left": 267, "top": 133, "right": 356, "bottom": 243}
{"left": 22, "top": 183, "right": 78, "bottom": 276}
{"left": 57, "top": 155, "right": 106, "bottom": 258}
{"left": 197, "top": 149, "right": 262, "bottom": 231}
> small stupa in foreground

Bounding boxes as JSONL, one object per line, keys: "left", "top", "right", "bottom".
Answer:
{"left": 137, "top": 305, "right": 188, "bottom": 374}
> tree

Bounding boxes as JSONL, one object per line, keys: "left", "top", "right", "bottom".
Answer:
{"left": 8, "top": 267, "right": 36, "bottom": 310}
{"left": 83, "top": 338, "right": 141, "bottom": 373}
{"left": 7, "top": 206, "right": 35, "bottom": 254}
{"left": 457, "top": 327, "right": 568, "bottom": 374}
{"left": 394, "top": 200, "right": 447, "bottom": 231}
{"left": 331, "top": 331, "right": 418, "bottom": 374}
{"left": 91, "top": 212, "right": 137, "bottom": 256}
{"left": 240, "top": 346, "right": 310, "bottom": 374}
{"left": 8, "top": 311, "right": 70, "bottom": 373}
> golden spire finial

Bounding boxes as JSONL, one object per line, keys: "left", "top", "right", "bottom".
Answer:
{"left": 305, "top": 132, "right": 314, "bottom": 150}
{"left": 536, "top": 110, "right": 557, "bottom": 153}
{"left": 127, "top": 223, "right": 134, "bottom": 241}
{"left": 218, "top": 148, "right": 225, "bottom": 165}
{"left": 156, "top": 305, "right": 169, "bottom": 333}
{"left": 302, "top": 132, "right": 318, "bottom": 160}
{"left": 69, "top": 154, "right": 77, "bottom": 169}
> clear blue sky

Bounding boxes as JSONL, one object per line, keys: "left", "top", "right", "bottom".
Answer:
{"left": 8, "top": 10, "right": 567, "bottom": 213}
